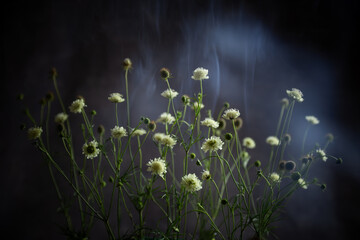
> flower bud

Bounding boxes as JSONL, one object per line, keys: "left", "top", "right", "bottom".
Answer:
{"left": 190, "top": 153, "right": 196, "bottom": 159}
{"left": 176, "top": 111, "right": 182, "bottom": 118}
{"left": 283, "top": 133, "right": 291, "bottom": 143}
{"left": 45, "top": 91, "right": 54, "bottom": 102}
{"left": 225, "top": 133, "right": 233, "bottom": 141}
{"left": 160, "top": 67, "right": 171, "bottom": 79}
{"left": 221, "top": 199, "right": 228, "bottom": 205}
{"left": 320, "top": 184, "right": 327, "bottom": 191}
{"left": 254, "top": 160, "right": 261, "bottom": 167}
{"left": 281, "top": 98, "right": 289, "bottom": 107}
{"left": 218, "top": 118, "right": 226, "bottom": 130}
{"left": 97, "top": 125, "right": 105, "bottom": 135}
{"left": 291, "top": 172, "right": 301, "bottom": 181}
{"left": 181, "top": 95, "right": 190, "bottom": 105}
{"left": 108, "top": 176, "right": 114, "bottom": 183}
{"left": 100, "top": 180, "right": 107, "bottom": 188}
{"left": 143, "top": 117, "right": 150, "bottom": 124}
{"left": 336, "top": 158, "right": 343, "bottom": 164}
{"left": 224, "top": 102, "right": 230, "bottom": 108}
{"left": 234, "top": 117, "right": 243, "bottom": 130}
{"left": 123, "top": 58, "right": 132, "bottom": 70}
{"left": 17, "top": 93, "right": 24, "bottom": 101}
{"left": 325, "top": 133, "right": 334, "bottom": 142}
{"left": 278, "top": 160, "right": 286, "bottom": 170}
{"left": 285, "top": 161, "right": 296, "bottom": 171}
{"left": 90, "top": 110, "right": 97, "bottom": 116}
{"left": 148, "top": 121, "right": 156, "bottom": 131}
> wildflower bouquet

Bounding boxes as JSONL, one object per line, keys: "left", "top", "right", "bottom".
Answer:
{"left": 20, "top": 58, "right": 341, "bottom": 240}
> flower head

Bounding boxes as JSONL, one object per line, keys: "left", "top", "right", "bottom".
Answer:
{"left": 298, "top": 178, "right": 308, "bottom": 189}
{"left": 266, "top": 136, "right": 280, "bottom": 146}
{"left": 54, "top": 112, "right": 68, "bottom": 124}
{"left": 131, "top": 128, "right": 147, "bottom": 137}
{"left": 201, "top": 118, "right": 219, "bottom": 129}
{"left": 161, "top": 89, "right": 179, "bottom": 99}
{"left": 82, "top": 140, "right": 100, "bottom": 159}
{"left": 243, "top": 137, "right": 256, "bottom": 149}
{"left": 305, "top": 115, "right": 320, "bottom": 125}
{"left": 153, "top": 132, "right": 166, "bottom": 143}
{"left": 181, "top": 173, "right": 202, "bottom": 193}
{"left": 286, "top": 88, "right": 304, "bottom": 102}
{"left": 160, "top": 134, "right": 177, "bottom": 148}
{"left": 222, "top": 108, "right": 240, "bottom": 120}
{"left": 201, "top": 170, "right": 211, "bottom": 180}
{"left": 191, "top": 102, "right": 204, "bottom": 110}
{"left": 201, "top": 136, "right": 224, "bottom": 153}
{"left": 111, "top": 126, "right": 127, "bottom": 139}
{"left": 157, "top": 112, "right": 175, "bottom": 125}
{"left": 28, "top": 127, "right": 43, "bottom": 140}
{"left": 147, "top": 158, "right": 167, "bottom": 179}
{"left": 270, "top": 172, "right": 280, "bottom": 183}
{"left": 69, "top": 98, "right": 86, "bottom": 113}
{"left": 108, "top": 93, "right": 125, "bottom": 103}
{"left": 316, "top": 149, "right": 327, "bottom": 162}
{"left": 191, "top": 67, "right": 209, "bottom": 81}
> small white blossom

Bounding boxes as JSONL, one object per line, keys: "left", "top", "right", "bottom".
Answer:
{"left": 298, "top": 178, "right": 308, "bottom": 189}
{"left": 222, "top": 108, "right": 240, "bottom": 120}
{"left": 243, "top": 137, "right": 256, "bottom": 149}
{"left": 191, "top": 102, "right": 204, "bottom": 110}
{"left": 153, "top": 133, "right": 166, "bottom": 143}
{"left": 305, "top": 115, "right": 320, "bottom": 125}
{"left": 54, "top": 112, "right": 68, "bottom": 124}
{"left": 108, "top": 93, "right": 125, "bottom": 103}
{"left": 266, "top": 136, "right": 280, "bottom": 146}
{"left": 201, "top": 136, "right": 224, "bottom": 153}
{"left": 147, "top": 158, "right": 167, "bottom": 179}
{"left": 201, "top": 170, "right": 211, "bottom": 180}
{"left": 270, "top": 172, "right": 280, "bottom": 182}
{"left": 131, "top": 128, "right": 147, "bottom": 137}
{"left": 201, "top": 118, "right": 219, "bottom": 128}
{"left": 316, "top": 149, "right": 327, "bottom": 162}
{"left": 160, "top": 134, "right": 177, "bottom": 148}
{"left": 286, "top": 88, "right": 304, "bottom": 102}
{"left": 69, "top": 98, "right": 86, "bottom": 113}
{"left": 28, "top": 127, "right": 43, "bottom": 140}
{"left": 161, "top": 89, "right": 179, "bottom": 99}
{"left": 111, "top": 126, "right": 127, "bottom": 139}
{"left": 181, "top": 173, "right": 202, "bottom": 193}
{"left": 82, "top": 140, "right": 100, "bottom": 159}
{"left": 157, "top": 112, "right": 175, "bottom": 125}
{"left": 191, "top": 67, "right": 209, "bottom": 81}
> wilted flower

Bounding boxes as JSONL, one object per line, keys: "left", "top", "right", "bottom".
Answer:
{"left": 181, "top": 173, "right": 202, "bottom": 192}
{"left": 54, "top": 112, "right": 68, "bottom": 124}
{"left": 82, "top": 140, "right": 100, "bottom": 159}
{"left": 157, "top": 112, "right": 175, "bottom": 125}
{"left": 69, "top": 98, "right": 86, "bottom": 113}
{"left": 108, "top": 93, "right": 125, "bottom": 103}
{"left": 270, "top": 172, "right": 280, "bottom": 183}
{"left": 201, "top": 118, "right": 219, "bottom": 128}
{"left": 147, "top": 158, "right": 167, "bottom": 179}
{"left": 191, "top": 67, "right": 209, "bottom": 81}
{"left": 298, "top": 178, "right": 308, "bottom": 189}
{"left": 222, "top": 108, "right": 240, "bottom": 120}
{"left": 111, "top": 126, "right": 127, "bottom": 139}
{"left": 316, "top": 149, "right": 327, "bottom": 162}
{"left": 131, "top": 128, "right": 147, "bottom": 137}
{"left": 201, "top": 136, "right": 224, "bottom": 153}
{"left": 202, "top": 170, "right": 211, "bottom": 180}
{"left": 161, "top": 89, "right": 179, "bottom": 99}
{"left": 266, "top": 136, "right": 280, "bottom": 146}
{"left": 286, "top": 88, "right": 304, "bottom": 102}
{"left": 160, "top": 134, "right": 177, "bottom": 148}
{"left": 305, "top": 115, "right": 320, "bottom": 125}
{"left": 243, "top": 137, "right": 256, "bottom": 149}
{"left": 28, "top": 127, "right": 43, "bottom": 140}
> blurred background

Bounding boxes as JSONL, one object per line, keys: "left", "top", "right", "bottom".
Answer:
{"left": 2, "top": 0, "right": 359, "bottom": 239}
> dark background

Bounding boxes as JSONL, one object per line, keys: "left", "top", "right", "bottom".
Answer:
{"left": 2, "top": 0, "right": 360, "bottom": 239}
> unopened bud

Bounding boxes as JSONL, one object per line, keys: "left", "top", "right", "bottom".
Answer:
{"left": 143, "top": 117, "right": 150, "bottom": 124}
{"left": 254, "top": 160, "right": 261, "bottom": 167}
{"left": 320, "top": 184, "right": 327, "bottom": 191}
{"left": 326, "top": 133, "right": 334, "bottom": 142}
{"left": 148, "top": 121, "right": 156, "bottom": 131}
{"left": 225, "top": 133, "right": 233, "bottom": 141}
{"left": 283, "top": 133, "right": 291, "bottom": 143}
{"left": 285, "top": 161, "right": 296, "bottom": 171}
{"left": 221, "top": 199, "right": 228, "bottom": 205}
{"left": 90, "top": 110, "right": 97, "bottom": 116}
{"left": 291, "top": 172, "right": 301, "bottom": 181}
{"left": 281, "top": 98, "right": 289, "bottom": 107}
{"left": 224, "top": 102, "right": 230, "bottom": 108}
{"left": 234, "top": 117, "right": 243, "bottom": 130}
{"left": 279, "top": 160, "right": 286, "bottom": 170}
{"left": 160, "top": 67, "right": 171, "bottom": 79}
{"left": 218, "top": 119, "right": 226, "bottom": 130}
{"left": 336, "top": 158, "right": 343, "bottom": 164}
{"left": 97, "top": 125, "right": 105, "bottom": 135}
{"left": 45, "top": 91, "right": 54, "bottom": 102}
{"left": 181, "top": 95, "right": 190, "bottom": 105}
{"left": 123, "top": 58, "right": 132, "bottom": 70}
{"left": 190, "top": 153, "right": 196, "bottom": 159}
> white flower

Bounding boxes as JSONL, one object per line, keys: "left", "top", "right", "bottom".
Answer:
{"left": 266, "top": 136, "right": 280, "bottom": 146}
{"left": 243, "top": 137, "right": 256, "bottom": 149}
{"left": 316, "top": 149, "right": 327, "bottom": 162}
{"left": 111, "top": 126, "right": 127, "bottom": 139}
{"left": 270, "top": 172, "right": 280, "bottom": 182}
{"left": 160, "top": 134, "right": 177, "bottom": 148}
{"left": 161, "top": 89, "right": 179, "bottom": 99}
{"left": 69, "top": 98, "right": 86, "bottom": 113}
{"left": 202, "top": 170, "right": 211, "bottom": 180}
{"left": 131, "top": 128, "right": 147, "bottom": 137}
{"left": 153, "top": 133, "right": 166, "bottom": 143}
{"left": 181, "top": 173, "right": 202, "bottom": 193}
{"left": 147, "top": 158, "right": 167, "bottom": 179}
{"left": 222, "top": 108, "right": 240, "bottom": 120}
{"left": 28, "top": 127, "right": 43, "bottom": 140}
{"left": 286, "top": 88, "right": 304, "bottom": 102}
{"left": 157, "top": 112, "right": 175, "bottom": 125}
{"left": 201, "top": 136, "right": 224, "bottom": 153}
{"left": 82, "top": 140, "right": 100, "bottom": 159}
{"left": 108, "top": 93, "right": 125, "bottom": 103}
{"left": 201, "top": 118, "right": 219, "bottom": 128}
{"left": 191, "top": 102, "right": 204, "bottom": 110}
{"left": 191, "top": 67, "right": 209, "bottom": 81}
{"left": 298, "top": 178, "right": 308, "bottom": 189}
{"left": 54, "top": 112, "right": 68, "bottom": 124}
{"left": 305, "top": 115, "right": 320, "bottom": 125}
